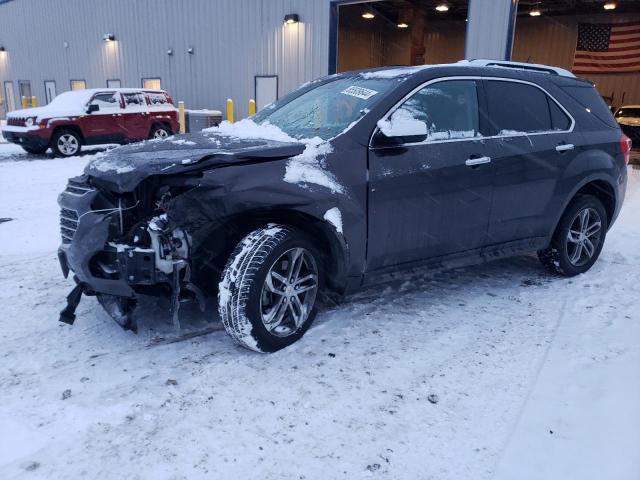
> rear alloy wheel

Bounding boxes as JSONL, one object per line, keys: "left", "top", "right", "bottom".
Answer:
{"left": 150, "top": 125, "right": 171, "bottom": 139}
{"left": 218, "top": 225, "right": 321, "bottom": 353}
{"left": 52, "top": 130, "right": 81, "bottom": 157}
{"left": 538, "top": 195, "right": 608, "bottom": 277}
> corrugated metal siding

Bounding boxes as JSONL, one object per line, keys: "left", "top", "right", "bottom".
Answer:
{"left": 513, "top": 13, "right": 640, "bottom": 107}
{"left": 0, "top": 0, "right": 332, "bottom": 118}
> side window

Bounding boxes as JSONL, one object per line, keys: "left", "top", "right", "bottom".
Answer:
{"left": 485, "top": 81, "right": 553, "bottom": 134}
{"left": 89, "top": 92, "right": 121, "bottom": 110}
{"left": 390, "top": 80, "right": 480, "bottom": 141}
{"left": 146, "top": 92, "right": 168, "bottom": 105}
{"left": 548, "top": 97, "right": 571, "bottom": 131}
{"left": 123, "top": 92, "right": 145, "bottom": 108}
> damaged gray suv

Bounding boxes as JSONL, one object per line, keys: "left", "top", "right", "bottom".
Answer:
{"left": 58, "top": 60, "right": 631, "bottom": 352}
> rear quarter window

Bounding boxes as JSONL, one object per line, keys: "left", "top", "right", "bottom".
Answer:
{"left": 484, "top": 80, "right": 553, "bottom": 134}
{"left": 560, "top": 85, "right": 618, "bottom": 128}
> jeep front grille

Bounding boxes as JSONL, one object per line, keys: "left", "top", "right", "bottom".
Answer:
{"left": 60, "top": 208, "right": 79, "bottom": 244}
{"left": 7, "top": 117, "right": 26, "bottom": 127}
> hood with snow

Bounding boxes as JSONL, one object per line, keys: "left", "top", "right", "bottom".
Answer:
{"left": 85, "top": 120, "right": 309, "bottom": 192}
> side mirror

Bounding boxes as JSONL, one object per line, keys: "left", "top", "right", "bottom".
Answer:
{"left": 377, "top": 113, "right": 428, "bottom": 139}
{"left": 86, "top": 104, "right": 100, "bottom": 114}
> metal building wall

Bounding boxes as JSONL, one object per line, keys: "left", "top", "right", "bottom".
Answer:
{"left": 0, "top": 0, "right": 332, "bottom": 118}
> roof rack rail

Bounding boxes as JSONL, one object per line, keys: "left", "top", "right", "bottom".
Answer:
{"left": 462, "top": 59, "right": 576, "bottom": 78}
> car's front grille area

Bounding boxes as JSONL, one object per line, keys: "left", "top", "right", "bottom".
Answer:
{"left": 60, "top": 208, "right": 79, "bottom": 244}
{"left": 65, "top": 178, "right": 93, "bottom": 195}
{"left": 7, "top": 117, "right": 26, "bottom": 127}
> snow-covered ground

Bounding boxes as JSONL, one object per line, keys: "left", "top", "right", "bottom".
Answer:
{"left": 0, "top": 143, "right": 639, "bottom": 479}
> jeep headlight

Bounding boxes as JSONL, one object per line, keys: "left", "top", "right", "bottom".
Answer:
{"left": 25, "top": 117, "right": 35, "bottom": 127}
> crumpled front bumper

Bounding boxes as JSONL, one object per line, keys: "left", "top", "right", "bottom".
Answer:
{"left": 57, "top": 178, "right": 157, "bottom": 298}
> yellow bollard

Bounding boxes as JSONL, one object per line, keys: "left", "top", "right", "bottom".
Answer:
{"left": 178, "top": 101, "right": 186, "bottom": 134}
{"left": 226, "top": 99, "right": 234, "bottom": 124}
{"left": 31, "top": 96, "right": 37, "bottom": 108}
{"left": 248, "top": 99, "right": 256, "bottom": 117}
{"left": 21, "top": 96, "right": 28, "bottom": 109}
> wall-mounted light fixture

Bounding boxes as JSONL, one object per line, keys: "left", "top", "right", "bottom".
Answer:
{"left": 362, "top": 12, "right": 375, "bottom": 19}
{"left": 603, "top": 2, "right": 616, "bottom": 10}
{"left": 103, "top": 33, "right": 115, "bottom": 42}
{"left": 167, "top": 48, "right": 174, "bottom": 56}
{"left": 397, "top": 22, "right": 409, "bottom": 29}
{"left": 529, "top": 8, "right": 542, "bottom": 16}
{"left": 0, "top": 46, "right": 5, "bottom": 52}
{"left": 187, "top": 47, "right": 194, "bottom": 54}
{"left": 284, "top": 14, "right": 299, "bottom": 24}
{"left": 435, "top": 3, "right": 449, "bottom": 12}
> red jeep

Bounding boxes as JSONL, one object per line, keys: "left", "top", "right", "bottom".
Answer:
{"left": 2, "top": 88, "right": 179, "bottom": 156}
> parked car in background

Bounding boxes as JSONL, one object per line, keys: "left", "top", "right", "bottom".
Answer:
{"left": 614, "top": 105, "right": 640, "bottom": 145}
{"left": 57, "top": 60, "right": 630, "bottom": 352}
{"left": 2, "top": 88, "right": 178, "bottom": 156}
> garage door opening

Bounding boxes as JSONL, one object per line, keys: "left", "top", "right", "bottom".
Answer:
{"left": 333, "top": 0, "right": 468, "bottom": 73}
{"left": 512, "top": 0, "right": 640, "bottom": 109}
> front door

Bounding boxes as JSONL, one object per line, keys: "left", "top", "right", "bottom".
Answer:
{"left": 481, "top": 79, "right": 578, "bottom": 244}
{"left": 367, "top": 79, "right": 494, "bottom": 271}
{"left": 4, "top": 81, "right": 15, "bottom": 112}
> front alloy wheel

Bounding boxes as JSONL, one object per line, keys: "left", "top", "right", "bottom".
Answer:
{"left": 218, "top": 225, "right": 322, "bottom": 352}
{"left": 52, "top": 130, "right": 81, "bottom": 157}
{"left": 260, "top": 248, "right": 318, "bottom": 338}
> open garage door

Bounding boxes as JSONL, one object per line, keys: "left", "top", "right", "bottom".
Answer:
{"left": 512, "top": 0, "right": 640, "bottom": 109}
{"left": 334, "top": 0, "right": 468, "bottom": 73}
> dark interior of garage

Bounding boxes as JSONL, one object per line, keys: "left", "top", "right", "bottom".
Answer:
{"left": 336, "top": 0, "right": 640, "bottom": 107}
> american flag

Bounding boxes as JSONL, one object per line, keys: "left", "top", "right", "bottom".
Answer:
{"left": 573, "top": 21, "right": 640, "bottom": 74}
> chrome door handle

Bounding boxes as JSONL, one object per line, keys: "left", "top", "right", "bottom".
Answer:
{"left": 556, "top": 143, "right": 574, "bottom": 152}
{"left": 465, "top": 156, "right": 492, "bottom": 166}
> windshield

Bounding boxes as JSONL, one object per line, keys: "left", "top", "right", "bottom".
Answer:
{"left": 252, "top": 76, "right": 397, "bottom": 140}
{"left": 615, "top": 108, "right": 640, "bottom": 119}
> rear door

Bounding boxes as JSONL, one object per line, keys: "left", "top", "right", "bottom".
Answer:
{"left": 481, "top": 79, "right": 577, "bottom": 244}
{"left": 81, "top": 91, "right": 126, "bottom": 143}
{"left": 367, "top": 79, "right": 494, "bottom": 271}
{"left": 122, "top": 91, "right": 150, "bottom": 140}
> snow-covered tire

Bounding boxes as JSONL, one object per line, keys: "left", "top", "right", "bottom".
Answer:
{"left": 538, "top": 194, "right": 608, "bottom": 277}
{"left": 218, "top": 224, "right": 321, "bottom": 353}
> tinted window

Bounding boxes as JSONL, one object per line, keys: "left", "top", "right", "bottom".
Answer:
{"left": 615, "top": 108, "right": 640, "bottom": 119}
{"left": 146, "top": 92, "right": 168, "bottom": 105}
{"left": 548, "top": 97, "right": 571, "bottom": 130}
{"left": 393, "top": 80, "right": 480, "bottom": 141}
{"left": 561, "top": 85, "right": 618, "bottom": 128}
{"left": 89, "top": 92, "right": 120, "bottom": 110}
{"left": 123, "top": 92, "right": 145, "bottom": 107}
{"left": 485, "top": 81, "right": 552, "bottom": 134}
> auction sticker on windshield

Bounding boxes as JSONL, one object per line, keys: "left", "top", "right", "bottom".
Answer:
{"left": 341, "top": 86, "right": 378, "bottom": 100}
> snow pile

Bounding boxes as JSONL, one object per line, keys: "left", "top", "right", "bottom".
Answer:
{"left": 377, "top": 109, "right": 427, "bottom": 138}
{"left": 205, "top": 119, "right": 297, "bottom": 144}
{"left": 206, "top": 119, "right": 345, "bottom": 194}
{"left": 323, "top": 207, "right": 343, "bottom": 234}
{"left": 284, "top": 137, "right": 344, "bottom": 194}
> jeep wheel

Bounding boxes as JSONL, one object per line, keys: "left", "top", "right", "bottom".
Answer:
{"left": 218, "top": 225, "right": 321, "bottom": 353}
{"left": 150, "top": 125, "right": 171, "bottom": 139}
{"left": 21, "top": 145, "right": 48, "bottom": 155}
{"left": 52, "top": 130, "right": 81, "bottom": 157}
{"left": 538, "top": 195, "right": 607, "bottom": 277}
